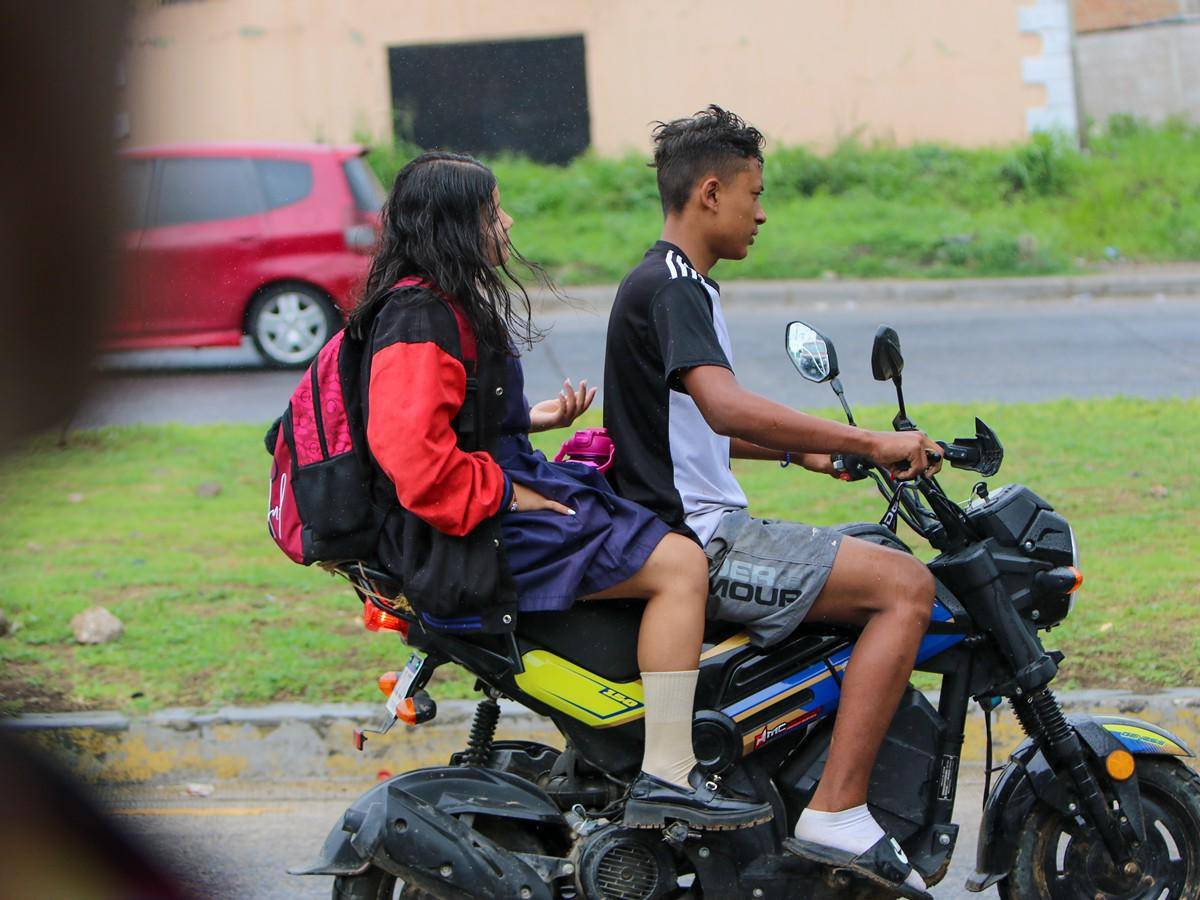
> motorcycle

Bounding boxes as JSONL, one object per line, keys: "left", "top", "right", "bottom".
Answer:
{"left": 294, "top": 322, "right": 1200, "bottom": 899}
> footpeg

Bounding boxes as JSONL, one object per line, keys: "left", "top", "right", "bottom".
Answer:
{"left": 662, "top": 821, "right": 701, "bottom": 846}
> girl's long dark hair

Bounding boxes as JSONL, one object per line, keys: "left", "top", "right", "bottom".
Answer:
{"left": 347, "top": 151, "right": 544, "bottom": 352}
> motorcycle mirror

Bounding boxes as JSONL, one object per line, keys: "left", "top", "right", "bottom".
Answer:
{"left": 785, "top": 321, "right": 839, "bottom": 384}
{"left": 871, "top": 326, "right": 904, "bottom": 382}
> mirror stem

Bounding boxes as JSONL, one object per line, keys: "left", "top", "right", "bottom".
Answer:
{"left": 830, "top": 377, "right": 857, "bottom": 427}
{"left": 894, "top": 375, "right": 908, "bottom": 421}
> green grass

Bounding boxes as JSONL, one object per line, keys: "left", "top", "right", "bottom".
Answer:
{"left": 365, "top": 118, "right": 1200, "bottom": 283}
{"left": 0, "top": 397, "right": 1196, "bottom": 714}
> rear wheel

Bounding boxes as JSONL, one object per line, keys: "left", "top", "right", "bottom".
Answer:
{"left": 331, "top": 867, "right": 397, "bottom": 899}
{"left": 999, "top": 758, "right": 1200, "bottom": 899}
{"left": 248, "top": 283, "right": 341, "bottom": 368}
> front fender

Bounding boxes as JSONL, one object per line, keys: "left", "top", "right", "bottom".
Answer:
{"left": 291, "top": 765, "right": 565, "bottom": 898}
{"left": 965, "top": 713, "right": 1193, "bottom": 892}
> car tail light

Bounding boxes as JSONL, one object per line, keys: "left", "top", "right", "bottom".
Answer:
{"left": 344, "top": 223, "right": 377, "bottom": 254}
{"left": 363, "top": 603, "right": 409, "bottom": 639}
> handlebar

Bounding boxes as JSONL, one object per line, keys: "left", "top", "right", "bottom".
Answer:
{"left": 847, "top": 445, "right": 976, "bottom": 552}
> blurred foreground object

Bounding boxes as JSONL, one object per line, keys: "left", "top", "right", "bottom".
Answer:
{"left": 0, "top": 4, "right": 123, "bottom": 452}
{"left": 0, "top": 736, "right": 191, "bottom": 900}
{"left": 0, "top": 6, "right": 191, "bottom": 898}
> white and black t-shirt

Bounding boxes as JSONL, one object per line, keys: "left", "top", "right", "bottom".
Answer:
{"left": 604, "top": 241, "right": 748, "bottom": 545}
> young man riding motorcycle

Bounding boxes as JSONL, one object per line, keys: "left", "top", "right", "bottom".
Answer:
{"left": 603, "top": 105, "right": 945, "bottom": 898}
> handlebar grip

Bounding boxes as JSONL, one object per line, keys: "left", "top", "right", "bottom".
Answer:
{"left": 832, "top": 453, "right": 870, "bottom": 482}
{"left": 936, "top": 440, "right": 980, "bottom": 466}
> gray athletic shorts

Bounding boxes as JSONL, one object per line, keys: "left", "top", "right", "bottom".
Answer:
{"left": 703, "top": 509, "right": 844, "bottom": 647}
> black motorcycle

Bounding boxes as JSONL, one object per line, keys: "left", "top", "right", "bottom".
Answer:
{"left": 294, "top": 322, "right": 1199, "bottom": 899}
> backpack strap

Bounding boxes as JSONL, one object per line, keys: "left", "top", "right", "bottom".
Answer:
{"left": 390, "top": 276, "right": 477, "bottom": 366}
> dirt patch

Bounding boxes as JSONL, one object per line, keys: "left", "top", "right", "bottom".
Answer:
{"left": 0, "top": 664, "right": 97, "bottom": 713}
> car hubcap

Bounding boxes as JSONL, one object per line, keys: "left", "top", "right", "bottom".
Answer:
{"left": 257, "top": 292, "right": 328, "bottom": 363}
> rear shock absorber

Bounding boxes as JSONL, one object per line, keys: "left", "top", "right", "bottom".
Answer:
{"left": 461, "top": 695, "right": 501, "bottom": 767}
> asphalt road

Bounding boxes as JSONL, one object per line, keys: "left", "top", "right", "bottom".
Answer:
{"left": 108, "top": 765, "right": 996, "bottom": 899}
{"left": 78, "top": 295, "right": 1200, "bottom": 429}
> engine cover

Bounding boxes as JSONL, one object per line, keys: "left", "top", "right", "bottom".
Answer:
{"left": 576, "top": 825, "right": 676, "bottom": 900}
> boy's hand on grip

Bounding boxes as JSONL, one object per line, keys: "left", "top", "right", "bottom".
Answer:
{"left": 870, "top": 431, "right": 943, "bottom": 480}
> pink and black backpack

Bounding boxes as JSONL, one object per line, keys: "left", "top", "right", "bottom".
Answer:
{"left": 264, "top": 326, "right": 381, "bottom": 564}
{"left": 264, "top": 277, "right": 431, "bottom": 564}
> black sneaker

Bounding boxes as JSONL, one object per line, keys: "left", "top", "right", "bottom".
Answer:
{"left": 623, "top": 767, "right": 773, "bottom": 830}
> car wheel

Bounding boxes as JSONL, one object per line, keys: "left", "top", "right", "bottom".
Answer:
{"left": 248, "top": 283, "right": 341, "bottom": 368}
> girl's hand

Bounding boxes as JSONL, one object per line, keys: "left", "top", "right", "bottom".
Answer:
{"left": 528, "top": 378, "right": 596, "bottom": 433}
{"left": 509, "top": 482, "right": 575, "bottom": 516}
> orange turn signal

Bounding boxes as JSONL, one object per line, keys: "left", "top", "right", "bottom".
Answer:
{"left": 394, "top": 697, "right": 418, "bottom": 726}
{"left": 1066, "top": 567, "right": 1084, "bottom": 593}
{"left": 377, "top": 671, "right": 400, "bottom": 698}
{"left": 1106, "top": 749, "right": 1135, "bottom": 781}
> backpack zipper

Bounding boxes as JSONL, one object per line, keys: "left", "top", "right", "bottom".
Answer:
{"left": 310, "top": 362, "right": 330, "bottom": 460}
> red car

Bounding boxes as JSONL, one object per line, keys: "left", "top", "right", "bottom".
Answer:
{"left": 114, "top": 142, "right": 384, "bottom": 367}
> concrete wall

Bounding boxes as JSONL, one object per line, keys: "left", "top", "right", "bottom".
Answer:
{"left": 1077, "top": 19, "right": 1200, "bottom": 124}
{"left": 120, "top": 0, "right": 1071, "bottom": 155}
{"left": 1074, "top": 0, "right": 1190, "bottom": 32}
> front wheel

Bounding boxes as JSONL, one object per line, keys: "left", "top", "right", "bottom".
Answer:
{"left": 999, "top": 758, "right": 1200, "bottom": 899}
{"left": 248, "top": 283, "right": 341, "bottom": 368}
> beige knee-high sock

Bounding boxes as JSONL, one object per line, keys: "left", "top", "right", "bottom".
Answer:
{"left": 639, "top": 669, "right": 700, "bottom": 788}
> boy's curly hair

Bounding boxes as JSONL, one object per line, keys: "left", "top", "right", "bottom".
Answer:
{"left": 651, "top": 105, "right": 765, "bottom": 215}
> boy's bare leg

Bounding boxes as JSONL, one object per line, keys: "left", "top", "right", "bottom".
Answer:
{"left": 803, "top": 536, "right": 935, "bottom": 812}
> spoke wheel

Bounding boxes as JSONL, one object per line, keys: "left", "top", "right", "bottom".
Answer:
{"left": 1000, "top": 759, "right": 1200, "bottom": 900}
{"left": 248, "top": 284, "right": 339, "bottom": 367}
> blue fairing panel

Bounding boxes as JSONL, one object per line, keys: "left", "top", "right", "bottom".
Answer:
{"left": 721, "top": 599, "right": 965, "bottom": 727}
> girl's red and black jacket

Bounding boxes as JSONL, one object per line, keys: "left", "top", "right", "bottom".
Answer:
{"left": 361, "top": 281, "right": 518, "bottom": 633}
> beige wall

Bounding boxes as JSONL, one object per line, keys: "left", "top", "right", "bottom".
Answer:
{"left": 121, "top": 0, "right": 1065, "bottom": 155}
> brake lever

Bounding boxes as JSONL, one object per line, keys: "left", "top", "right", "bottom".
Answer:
{"left": 886, "top": 448, "right": 943, "bottom": 481}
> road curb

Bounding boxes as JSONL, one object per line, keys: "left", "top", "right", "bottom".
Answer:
{"left": 535, "top": 269, "right": 1200, "bottom": 314}
{"left": 6, "top": 691, "right": 1197, "bottom": 785}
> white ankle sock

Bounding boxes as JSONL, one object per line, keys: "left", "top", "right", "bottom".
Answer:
{"left": 638, "top": 669, "right": 699, "bottom": 788}
{"left": 794, "top": 804, "right": 927, "bottom": 893}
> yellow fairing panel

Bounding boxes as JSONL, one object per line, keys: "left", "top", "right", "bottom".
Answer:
{"left": 515, "top": 650, "right": 645, "bottom": 728}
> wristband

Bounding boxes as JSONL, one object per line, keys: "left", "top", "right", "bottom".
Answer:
{"left": 779, "top": 452, "right": 792, "bottom": 468}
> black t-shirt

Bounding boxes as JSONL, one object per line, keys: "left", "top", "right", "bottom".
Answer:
{"left": 603, "top": 241, "right": 748, "bottom": 543}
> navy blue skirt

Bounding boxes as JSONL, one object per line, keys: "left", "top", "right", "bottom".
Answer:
{"left": 497, "top": 435, "right": 669, "bottom": 612}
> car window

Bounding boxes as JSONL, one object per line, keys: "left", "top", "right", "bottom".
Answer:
{"left": 342, "top": 155, "right": 385, "bottom": 212}
{"left": 119, "top": 159, "right": 153, "bottom": 230}
{"left": 254, "top": 159, "right": 313, "bottom": 210}
{"left": 154, "top": 157, "right": 263, "bottom": 227}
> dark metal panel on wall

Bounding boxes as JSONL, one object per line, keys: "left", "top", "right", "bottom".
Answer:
{"left": 389, "top": 34, "right": 590, "bottom": 165}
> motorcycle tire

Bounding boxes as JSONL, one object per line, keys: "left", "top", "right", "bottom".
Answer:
{"left": 998, "top": 757, "right": 1200, "bottom": 900}
{"left": 331, "top": 866, "right": 417, "bottom": 899}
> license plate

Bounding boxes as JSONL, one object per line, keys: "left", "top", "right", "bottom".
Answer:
{"left": 385, "top": 653, "right": 424, "bottom": 716}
